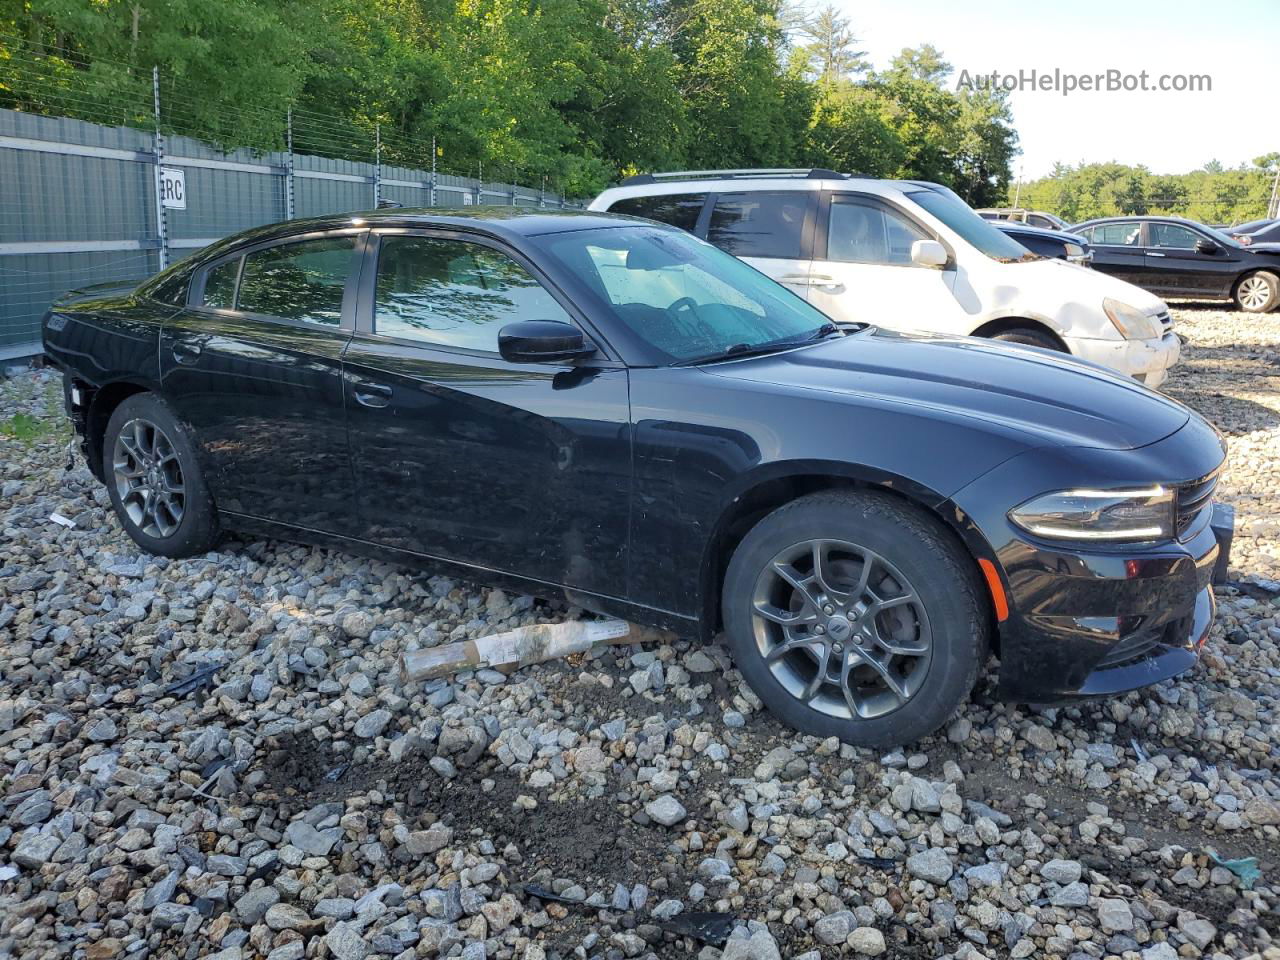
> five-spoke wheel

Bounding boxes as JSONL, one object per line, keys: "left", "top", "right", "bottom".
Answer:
{"left": 112, "top": 417, "right": 186, "bottom": 539}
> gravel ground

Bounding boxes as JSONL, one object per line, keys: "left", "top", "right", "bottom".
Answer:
{"left": 3, "top": 303, "right": 1280, "bottom": 960}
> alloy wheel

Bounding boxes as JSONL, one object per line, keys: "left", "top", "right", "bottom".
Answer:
{"left": 750, "top": 538, "right": 932, "bottom": 720}
{"left": 112, "top": 418, "right": 186, "bottom": 539}
{"left": 1239, "top": 276, "right": 1271, "bottom": 311}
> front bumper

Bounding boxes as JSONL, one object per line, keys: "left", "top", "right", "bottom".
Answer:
{"left": 1065, "top": 331, "right": 1180, "bottom": 388}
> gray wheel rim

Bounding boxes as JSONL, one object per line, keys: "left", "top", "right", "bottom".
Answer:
{"left": 1240, "top": 276, "right": 1270, "bottom": 310}
{"left": 751, "top": 538, "right": 932, "bottom": 720}
{"left": 112, "top": 417, "right": 185, "bottom": 539}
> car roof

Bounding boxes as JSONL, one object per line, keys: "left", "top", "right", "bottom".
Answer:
{"left": 1072, "top": 215, "right": 1211, "bottom": 228}
{"left": 593, "top": 173, "right": 950, "bottom": 204}
{"left": 994, "top": 222, "right": 1086, "bottom": 242}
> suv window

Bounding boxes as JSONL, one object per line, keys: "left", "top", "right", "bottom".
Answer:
{"left": 236, "top": 236, "right": 355, "bottom": 324}
{"left": 706, "top": 192, "right": 808, "bottom": 259}
{"left": 828, "top": 197, "right": 929, "bottom": 265}
{"left": 203, "top": 258, "right": 240, "bottom": 309}
{"left": 374, "top": 235, "right": 572, "bottom": 352}
{"left": 608, "top": 194, "right": 706, "bottom": 232}
{"left": 1148, "top": 223, "right": 1200, "bottom": 249}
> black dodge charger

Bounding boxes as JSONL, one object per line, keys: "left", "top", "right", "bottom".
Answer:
{"left": 42, "top": 209, "right": 1229, "bottom": 747}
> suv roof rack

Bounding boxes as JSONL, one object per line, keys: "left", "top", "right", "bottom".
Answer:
{"left": 620, "top": 168, "right": 855, "bottom": 186}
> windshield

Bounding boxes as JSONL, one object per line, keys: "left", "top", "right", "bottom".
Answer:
{"left": 906, "top": 187, "right": 1039, "bottom": 262}
{"left": 535, "top": 225, "right": 837, "bottom": 363}
{"left": 1199, "top": 223, "right": 1245, "bottom": 248}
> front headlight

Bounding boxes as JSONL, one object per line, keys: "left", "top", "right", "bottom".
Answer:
{"left": 1064, "top": 243, "right": 1084, "bottom": 259}
{"left": 1103, "top": 298, "right": 1160, "bottom": 340}
{"left": 1009, "top": 486, "right": 1175, "bottom": 542}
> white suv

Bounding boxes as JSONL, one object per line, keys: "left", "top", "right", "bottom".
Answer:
{"left": 589, "top": 170, "right": 1180, "bottom": 387}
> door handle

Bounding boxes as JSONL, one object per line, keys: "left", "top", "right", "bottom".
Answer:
{"left": 1148, "top": 251, "right": 1166, "bottom": 257}
{"left": 809, "top": 275, "right": 845, "bottom": 293}
{"left": 352, "top": 382, "right": 392, "bottom": 408}
{"left": 777, "top": 274, "right": 812, "bottom": 284}
{"left": 171, "top": 341, "right": 203, "bottom": 364}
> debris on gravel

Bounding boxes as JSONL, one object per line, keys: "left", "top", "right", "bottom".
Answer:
{"left": 2, "top": 303, "right": 1280, "bottom": 959}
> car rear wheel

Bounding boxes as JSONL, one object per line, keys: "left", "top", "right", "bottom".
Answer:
{"left": 722, "top": 491, "right": 988, "bottom": 747}
{"left": 104, "top": 393, "right": 219, "bottom": 558}
{"left": 990, "top": 327, "right": 1064, "bottom": 351}
{"left": 1234, "top": 271, "right": 1279, "bottom": 313}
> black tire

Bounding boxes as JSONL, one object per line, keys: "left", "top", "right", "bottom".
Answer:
{"left": 722, "top": 491, "right": 987, "bottom": 748}
{"left": 989, "top": 327, "right": 1064, "bottom": 351}
{"left": 103, "top": 393, "right": 220, "bottom": 558}
{"left": 1233, "top": 271, "right": 1279, "bottom": 313}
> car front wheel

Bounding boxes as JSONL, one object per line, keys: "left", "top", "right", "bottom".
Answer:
{"left": 722, "top": 491, "right": 988, "bottom": 747}
{"left": 1234, "top": 271, "right": 1279, "bottom": 313}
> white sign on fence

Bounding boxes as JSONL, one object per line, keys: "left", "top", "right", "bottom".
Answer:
{"left": 159, "top": 167, "right": 187, "bottom": 209}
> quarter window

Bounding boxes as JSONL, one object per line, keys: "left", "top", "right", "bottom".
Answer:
{"left": 374, "top": 235, "right": 572, "bottom": 352}
{"left": 202, "top": 258, "right": 240, "bottom": 309}
{"left": 706, "top": 192, "right": 809, "bottom": 259}
{"left": 236, "top": 236, "right": 355, "bottom": 325}
{"left": 1148, "top": 224, "right": 1200, "bottom": 249}
{"left": 828, "top": 198, "right": 930, "bottom": 265}
{"left": 608, "top": 194, "right": 707, "bottom": 232}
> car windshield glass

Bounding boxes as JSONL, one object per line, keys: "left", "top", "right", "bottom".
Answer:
{"left": 1197, "top": 223, "right": 1244, "bottom": 248}
{"left": 906, "top": 188, "right": 1038, "bottom": 262}
{"left": 534, "top": 225, "right": 837, "bottom": 363}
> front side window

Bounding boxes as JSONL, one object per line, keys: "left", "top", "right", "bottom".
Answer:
{"left": 535, "top": 225, "right": 833, "bottom": 363}
{"left": 828, "top": 197, "right": 929, "bottom": 265}
{"left": 202, "top": 258, "right": 240, "bottom": 309}
{"left": 706, "top": 192, "right": 809, "bottom": 259}
{"left": 608, "top": 194, "right": 707, "bottom": 232}
{"left": 374, "top": 235, "right": 572, "bottom": 352}
{"left": 1148, "top": 223, "right": 1200, "bottom": 249}
{"left": 236, "top": 236, "right": 355, "bottom": 325}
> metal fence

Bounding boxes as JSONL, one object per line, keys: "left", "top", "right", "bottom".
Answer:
{"left": 0, "top": 100, "right": 580, "bottom": 361}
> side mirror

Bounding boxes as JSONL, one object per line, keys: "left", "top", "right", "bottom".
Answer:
{"left": 1195, "top": 239, "right": 1219, "bottom": 255}
{"left": 498, "top": 320, "right": 595, "bottom": 363}
{"left": 911, "top": 239, "right": 949, "bottom": 268}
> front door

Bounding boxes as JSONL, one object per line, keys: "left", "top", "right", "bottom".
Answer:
{"left": 1145, "top": 222, "right": 1240, "bottom": 298}
{"left": 342, "top": 230, "right": 632, "bottom": 595}
{"left": 806, "top": 193, "right": 958, "bottom": 332}
{"left": 159, "top": 230, "right": 363, "bottom": 533}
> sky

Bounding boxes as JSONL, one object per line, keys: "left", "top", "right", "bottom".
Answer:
{"left": 831, "top": 0, "right": 1278, "bottom": 181}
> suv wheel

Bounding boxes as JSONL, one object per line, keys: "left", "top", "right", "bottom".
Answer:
{"left": 1234, "top": 271, "right": 1279, "bottom": 313}
{"left": 105, "top": 393, "right": 220, "bottom": 557}
{"left": 722, "top": 491, "right": 987, "bottom": 747}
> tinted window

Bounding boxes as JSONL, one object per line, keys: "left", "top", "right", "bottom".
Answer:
{"left": 535, "top": 226, "right": 832, "bottom": 363}
{"left": 904, "top": 188, "right": 1033, "bottom": 261}
{"left": 828, "top": 197, "right": 929, "bottom": 265}
{"left": 203, "top": 258, "right": 240, "bottom": 309}
{"left": 152, "top": 269, "right": 193, "bottom": 306}
{"left": 374, "top": 236, "right": 572, "bottom": 352}
{"left": 1093, "top": 222, "right": 1143, "bottom": 245}
{"left": 706, "top": 192, "right": 808, "bottom": 259}
{"left": 1148, "top": 223, "right": 1200, "bottom": 249}
{"left": 237, "top": 236, "right": 355, "bottom": 324}
{"left": 608, "top": 194, "right": 706, "bottom": 232}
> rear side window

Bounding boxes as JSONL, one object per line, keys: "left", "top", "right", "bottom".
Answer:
{"left": 202, "top": 259, "right": 240, "bottom": 309}
{"left": 1092, "top": 222, "right": 1143, "bottom": 246}
{"left": 373, "top": 235, "right": 573, "bottom": 352}
{"left": 237, "top": 236, "right": 355, "bottom": 325}
{"left": 707, "top": 192, "right": 809, "bottom": 259}
{"left": 828, "top": 197, "right": 929, "bottom": 265}
{"left": 608, "top": 194, "right": 706, "bottom": 232}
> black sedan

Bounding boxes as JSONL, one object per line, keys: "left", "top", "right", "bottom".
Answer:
{"left": 994, "top": 221, "right": 1093, "bottom": 265}
{"left": 42, "top": 209, "right": 1228, "bottom": 747}
{"left": 1072, "top": 215, "right": 1280, "bottom": 312}
{"left": 1231, "top": 218, "right": 1280, "bottom": 246}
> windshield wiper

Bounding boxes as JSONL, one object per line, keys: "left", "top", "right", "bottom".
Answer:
{"left": 674, "top": 324, "right": 842, "bottom": 366}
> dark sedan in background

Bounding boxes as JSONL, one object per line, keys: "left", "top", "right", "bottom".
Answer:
{"left": 1072, "top": 215, "right": 1280, "bottom": 312}
{"left": 994, "top": 221, "right": 1092, "bottom": 266}
{"left": 42, "top": 208, "right": 1228, "bottom": 747}
{"left": 1230, "top": 218, "right": 1280, "bottom": 246}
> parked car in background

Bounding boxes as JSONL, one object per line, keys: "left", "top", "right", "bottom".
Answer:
{"left": 1072, "top": 216, "right": 1280, "bottom": 313}
{"left": 591, "top": 170, "right": 1180, "bottom": 386}
{"left": 42, "top": 208, "right": 1229, "bottom": 747}
{"left": 1230, "top": 218, "right": 1280, "bottom": 246}
{"left": 994, "top": 221, "right": 1092, "bottom": 266}
{"left": 977, "top": 208, "right": 1070, "bottom": 230}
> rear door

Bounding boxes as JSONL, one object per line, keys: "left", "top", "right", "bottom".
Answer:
{"left": 703, "top": 191, "right": 817, "bottom": 298}
{"left": 341, "top": 229, "right": 632, "bottom": 595}
{"left": 159, "top": 230, "right": 363, "bottom": 533}
{"left": 1145, "top": 222, "right": 1240, "bottom": 297}
{"left": 1079, "top": 221, "right": 1146, "bottom": 285}
{"left": 805, "top": 192, "right": 958, "bottom": 331}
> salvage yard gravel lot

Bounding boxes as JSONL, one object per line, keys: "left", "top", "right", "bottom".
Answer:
{"left": 3, "top": 303, "right": 1280, "bottom": 960}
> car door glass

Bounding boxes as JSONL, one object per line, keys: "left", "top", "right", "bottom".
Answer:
{"left": 1095, "top": 223, "right": 1142, "bottom": 246}
{"left": 828, "top": 198, "right": 928, "bottom": 265}
{"left": 202, "top": 258, "right": 240, "bottom": 309}
{"left": 706, "top": 192, "right": 808, "bottom": 258}
{"left": 374, "top": 236, "right": 573, "bottom": 352}
{"left": 1148, "top": 224, "right": 1200, "bottom": 249}
{"left": 608, "top": 194, "right": 706, "bottom": 232}
{"left": 237, "top": 236, "right": 355, "bottom": 325}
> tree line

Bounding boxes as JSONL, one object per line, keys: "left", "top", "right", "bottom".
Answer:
{"left": 1, "top": 0, "right": 1018, "bottom": 202}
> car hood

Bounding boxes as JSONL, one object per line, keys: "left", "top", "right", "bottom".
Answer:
{"left": 1012, "top": 257, "right": 1168, "bottom": 312}
{"left": 1244, "top": 242, "right": 1280, "bottom": 255}
{"left": 702, "top": 327, "right": 1190, "bottom": 451}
